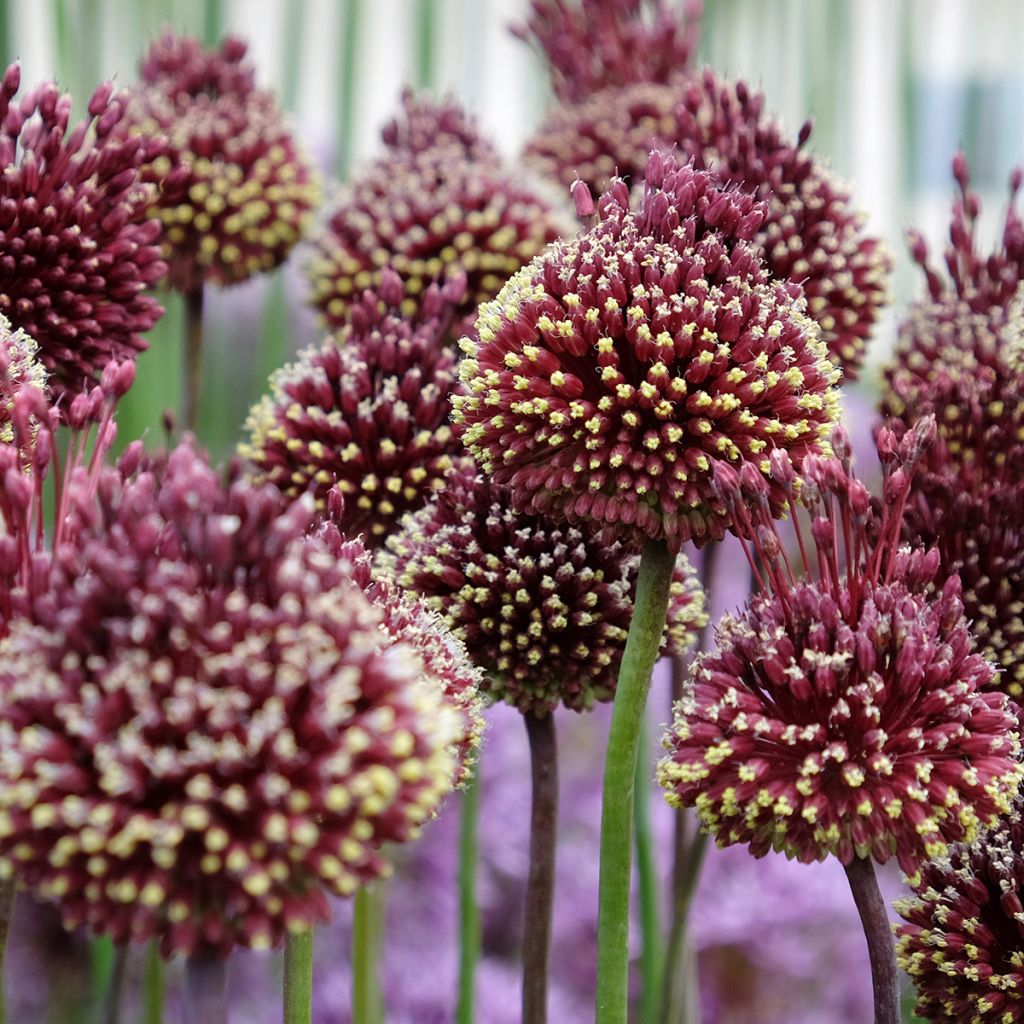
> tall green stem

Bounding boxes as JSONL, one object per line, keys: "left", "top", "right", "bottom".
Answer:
{"left": 353, "top": 885, "right": 384, "bottom": 1024}
{"left": 182, "top": 286, "right": 204, "bottom": 433}
{"left": 522, "top": 711, "right": 559, "bottom": 1024}
{"left": 596, "top": 538, "right": 677, "bottom": 1024}
{"left": 101, "top": 945, "right": 128, "bottom": 1024}
{"left": 634, "top": 718, "right": 661, "bottom": 1024}
{"left": 456, "top": 765, "right": 482, "bottom": 1024}
{"left": 284, "top": 929, "right": 314, "bottom": 1024}
{"left": 142, "top": 940, "right": 164, "bottom": 1024}
{"left": 845, "top": 856, "right": 900, "bottom": 1024}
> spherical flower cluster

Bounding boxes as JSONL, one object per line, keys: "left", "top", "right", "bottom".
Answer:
{"left": 307, "top": 94, "right": 565, "bottom": 335}
{"left": 882, "top": 155, "right": 1024, "bottom": 697}
{"left": 384, "top": 459, "right": 706, "bottom": 714}
{"left": 657, "top": 424, "right": 1023, "bottom": 878}
{"left": 523, "top": 71, "right": 890, "bottom": 376}
{"left": 896, "top": 798, "right": 1024, "bottom": 1023}
{"left": 241, "top": 273, "right": 463, "bottom": 545}
{"left": 0, "top": 440, "right": 476, "bottom": 956}
{"left": 118, "top": 32, "right": 320, "bottom": 292}
{"left": 511, "top": 0, "right": 703, "bottom": 104}
{"left": 454, "top": 153, "right": 841, "bottom": 549}
{"left": 0, "top": 63, "right": 165, "bottom": 402}
{"left": 380, "top": 88, "right": 497, "bottom": 162}
{"left": 0, "top": 313, "right": 47, "bottom": 445}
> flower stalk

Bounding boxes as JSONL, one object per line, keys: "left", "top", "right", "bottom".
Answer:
{"left": 844, "top": 857, "right": 900, "bottom": 1024}
{"left": 456, "top": 765, "right": 482, "bottom": 1024}
{"left": 284, "top": 930, "right": 314, "bottom": 1024}
{"left": 183, "top": 286, "right": 204, "bottom": 432}
{"left": 633, "top": 717, "right": 662, "bottom": 1024}
{"left": 353, "top": 885, "right": 384, "bottom": 1024}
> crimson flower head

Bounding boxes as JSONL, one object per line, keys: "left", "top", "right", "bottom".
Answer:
{"left": 454, "top": 153, "right": 841, "bottom": 549}
{"left": 385, "top": 460, "right": 706, "bottom": 714}
{"left": 307, "top": 93, "right": 565, "bottom": 336}
{"left": 896, "top": 797, "right": 1024, "bottom": 1023}
{"left": 523, "top": 71, "right": 891, "bottom": 377}
{"left": 240, "top": 271, "right": 464, "bottom": 545}
{"left": 0, "top": 440, "right": 477, "bottom": 956}
{"left": 118, "top": 32, "right": 320, "bottom": 292}
{"left": 380, "top": 88, "right": 496, "bottom": 162}
{"left": 0, "top": 63, "right": 165, "bottom": 402}
{"left": 657, "top": 422, "right": 1023, "bottom": 878}
{"left": 882, "top": 154, "right": 1024, "bottom": 698}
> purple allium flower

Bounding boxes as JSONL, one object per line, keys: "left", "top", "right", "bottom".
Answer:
{"left": 240, "top": 272, "right": 464, "bottom": 545}
{"left": 0, "top": 63, "right": 165, "bottom": 402}
{"left": 307, "top": 94, "right": 565, "bottom": 336}
{"left": 384, "top": 460, "right": 706, "bottom": 713}
{"left": 0, "top": 440, "right": 475, "bottom": 957}
{"left": 511, "top": 0, "right": 703, "bottom": 104}
{"left": 380, "top": 88, "right": 496, "bottom": 163}
{"left": 118, "top": 32, "right": 320, "bottom": 292}
{"left": 454, "top": 153, "right": 841, "bottom": 549}
{"left": 895, "top": 797, "right": 1024, "bottom": 1023}
{"left": 882, "top": 154, "right": 1024, "bottom": 699}
{"left": 523, "top": 71, "right": 890, "bottom": 377}
{"left": 657, "top": 423, "right": 1023, "bottom": 877}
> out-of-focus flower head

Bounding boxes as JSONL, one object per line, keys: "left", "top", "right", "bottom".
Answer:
{"left": 0, "top": 63, "right": 165, "bottom": 403}
{"left": 0, "top": 439, "right": 471, "bottom": 956}
{"left": 896, "top": 795, "right": 1024, "bottom": 1023}
{"left": 454, "top": 152, "right": 841, "bottom": 549}
{"left": 118, "top": 31, "right": 320, "bottom": 292}
{"left": 658, "top": 421, "right": 1023, "bottom": 879}
{"left": 523, "top": 70, "right": 890, "bottom": 377}
{"left": 882, "top": 153, "right": 1024, "bottom": 699}
{"left": 381, "top": 87, "right": 497, "bottom": 163}
{"left": 240, "top": 270, "right": 464, "bottom": 545}
{"left": 384, "top": 459, "right": 705, "bottom": 714}
{"left": 307, "top": 92, "right": 565, "bottom": 336}
{"left": 511, "top": 0, "right": 703, "bottom": 104}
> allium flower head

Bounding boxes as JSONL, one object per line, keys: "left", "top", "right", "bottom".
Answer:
{"left": 380, "top": 88, "right": 496, "bottom": 163}
{"left": 896, "top": 797, "right": 1024, "bottom": 1023}
{"left": 0, "top": 63, "right": 165, "bottom": 402}
{"left": 0, "top": 440, "right": 472, "bottom": 956}
{"left": 0, "top": 313, "right": 47, "bottom": 445}
{"left": 307, "top": 94, "right": 565, "bottom": 335}
{"left": 523, "top": 71, "right": 891, "bottom": 376}
{"left": 454, "top": 153, "right": 841, "bottom": 549}
{"left": 119, "top": 32, "right": 319, "bottom": 292}
{"left": 657, "top": 422, "right": 1023, "bottom": 878}
{"left": 882, "top": 155, "right": 1024, "bottom": 698}
{"left": 384, "top": 459, "right": 705, "bottom": 714}
{"left": 240, "top": 272, "right": 464, "bottom": 544}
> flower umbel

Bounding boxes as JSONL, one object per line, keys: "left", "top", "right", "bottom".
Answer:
{"left": 657, "top": 422, "right": 1023, "bottom": 877}
{"left": 454, "top": 153, "right": 841, "bottom": 549}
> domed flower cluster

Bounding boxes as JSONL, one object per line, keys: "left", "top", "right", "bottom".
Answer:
{"left": 0, "top": 313, "right": 47, "bottom": 445}
{"left": 0, "top": 63, "right": 165, "bottom": 402}
{"left": 657, "top": 422, "right": 1023, "bottom": 878}
{"left": 240, "top": 273, "right": 464, "bottom": 545}
{"left": 523, "top": 70, "right": 890, "bottom": 377}
{"left": 385, "top": 460, "right": 706, "bottom": 713}
{"left": 380, "top": 88, "right": 496, "bottom": 162}
{"left": 896, "top": 798, "right": 1024, "bottom": 1023}
{"left": 307, "top": 93, "right": 565, "bottom": 335}
{"left": 117, "top": 32, "right": 319, "bottom": 292}
{"left": 882, "top": 155, "right": 1024, "bottom": 698}
{"left": 454, "top": 153, "right": 841, "bottom": 549}
{"left": 0, "top": 441, "right": 479, "bottom": 956}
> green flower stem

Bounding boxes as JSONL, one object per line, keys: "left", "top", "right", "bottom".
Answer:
{"left": 183, "top": 952, "right": 226, "bottom": 1024}
{"left": 633, "top": 718, "right": 661, "bottom": 1024}
{"left": 844, "top": 855, "right": 900, "bottom": 1024}
{"left": 353, "top": 884, "right": 384, "bottom": 1024}
{"left": 596, "top": 537, "right": 677, "bottom": 1024}
{"left": 183, "top": 286, "right": 205, "bottom": 433}
{"left": 142, "top": 940, "right": 164, "bottom": 1024}
{"left": 522, "top": 710, "right": 559, "bottom": 1024}
{"left": 101, "top": 945, "right": 128, "bottom": 1024}
{"left": 284, "top": 929, "right": 314, "bottom": 1024}
{"left": 0, "top": 880, "right": 14, "bottom": 1024}
{"left": 457, "top": 764, "right": 482, "bottom": 1024}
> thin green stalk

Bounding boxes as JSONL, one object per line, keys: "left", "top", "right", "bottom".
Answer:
{"left": 353, "top": 885, "right": 384, "bottom": 1024}
{"left": 633, "top": 718, "right": 661, "bottom": 1024}
{"left": 0, "top": 880, "right": 14, "bottom": 1024}
{"left": 845, "top": 856, "right": 900, "bottom": 1024}
{"left": 183, "top": 286, "right": 205, "bottom": 434}
{"left": 284, "top": 929, "right": 314, "bottom": 1024}
{"left": 142, "top": 940, "right": 164, "bottom": 1024}
{"left": 456, "top": 765, "right": 482, "bottom": 1024}
{"left": 596, "top": 538, "right": 677, "bottom": 1024}
{"left": 183, "top": 953, "right": 226, "bottom": 1024}
{"left": 415, "top": 0, "right": 437, "bottom": 88}
{"left": 101, "top": 945, "right": 128, "bottom": 1024}
{"left": 335, "top": 0, "right": 363, "bottom": 176}
{"left": 88, "top": 936, "right": 115, "bottom": 1019}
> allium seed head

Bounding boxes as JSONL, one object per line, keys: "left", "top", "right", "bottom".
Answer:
{"left": 453, "top": 153, "right": 841, "bottom": 549}
{"left": 0, "top": 63, "right": 165, "bottom": 402}
{"left": 0, "top": 440, "right": 472, "bottom": 956}
{"left": 118, "top": 32, "right": 320, "bottom": 291}
{"left": 384, "top": 460, "right": 706, "bottom": 714}
{"left": 658, "top": 428, "right": 1023, "bottom": 877}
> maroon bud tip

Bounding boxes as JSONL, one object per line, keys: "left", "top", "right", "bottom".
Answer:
{"left": 88, "top": 81, "right": 114, "bottom": 118}
{"left": 952, "top": 151, "right": 970, "bottom": 190}
{"left": 570, "top": 177, "right": 595, "bottom": 218}
{"left": 378, "top": 267, "right": 405, "bottom": 309}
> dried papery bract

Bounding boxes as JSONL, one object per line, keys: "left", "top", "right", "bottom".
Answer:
{"left": 0, "top": 63, "right": 165, "bottom": 404}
